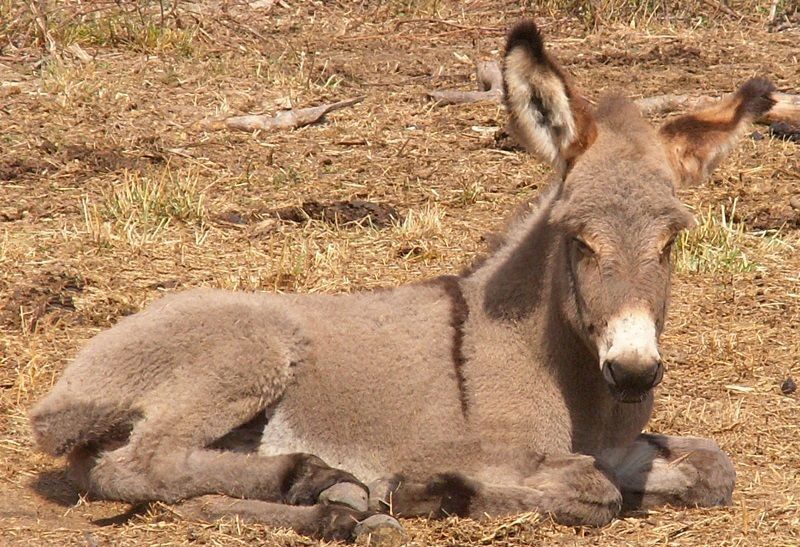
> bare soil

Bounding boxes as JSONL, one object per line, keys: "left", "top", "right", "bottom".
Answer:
{"left": 1, "top": 1, "right": 798, "bottom": 545}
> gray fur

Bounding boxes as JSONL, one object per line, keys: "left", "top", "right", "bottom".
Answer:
{"left": 29, "top": 19, "right": 764, "bottom": 540}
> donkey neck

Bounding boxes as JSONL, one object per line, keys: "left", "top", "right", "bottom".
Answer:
{"left": 463, "top": 189, "right": 650, "bottom": 453}
{"left": 468, "top": 186, "right": 567, "bottom": 333}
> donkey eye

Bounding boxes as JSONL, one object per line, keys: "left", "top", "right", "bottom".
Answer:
{"left": 573, "top": 237, "right": 595, "bottom": 257}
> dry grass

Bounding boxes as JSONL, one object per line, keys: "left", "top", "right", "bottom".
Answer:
{"left": 538, "top": 0, "right": 795, "bottom": 28}
{"left": 1, "top": 1, "right": 799, "bottom": 545}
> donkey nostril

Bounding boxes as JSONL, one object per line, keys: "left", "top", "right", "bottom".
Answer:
{"left": 601, "top": 360, "right": 617, "bottom": 385}
{"left": 651, "top": 360, "right": 664, "bottom": 387}
{"left": 603, "top": 359, "right": 661, "bottom": 391}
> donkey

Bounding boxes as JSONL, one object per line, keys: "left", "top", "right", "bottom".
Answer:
{"left": 29, "top": 20, "right": 774, "bottom": 543}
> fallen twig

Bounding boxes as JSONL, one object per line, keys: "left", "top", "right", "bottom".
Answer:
{"left": 765, "top": 93, "right": 800, "bottom": 125}
{"left": 636, "top": 92, "right": 800, "bottom": 125}
{"left": 700, "top": 0, "right": 743, "bottom": 20}
{"left": 768, "top": 0, "right": 781, "bottom": 24}
{"left": 633, "top": 94, "right": 712, "bottom": 114}
{"left": 427, "top": 60, "right": 503, "bottom": 105}
{"left": 200, "top": 97, "right": 365, "bottom": 133}
{"left": 426, "top": 60, "right": 799, "bottom": 126}
{"left": 394, "top": 18, "right": 505, "bottom": 33}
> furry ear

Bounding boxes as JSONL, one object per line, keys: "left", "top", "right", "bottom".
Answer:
{"left": 659, "top": 78, "right": 776, "bottom": 186}
{"left": 503, "top": 20, "right": 597, "bottom": 173}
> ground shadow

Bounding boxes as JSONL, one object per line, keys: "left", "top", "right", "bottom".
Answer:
{"left": 90, "top": 504, "right": 151, "bottom": 526}
{"left": 29, "top": 468, "right": 150, "bottom": 526}
{"left": 30, "top": 468, "right": 80, "bottom": 507}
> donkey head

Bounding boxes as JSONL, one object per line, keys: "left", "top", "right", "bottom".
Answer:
{"left": 503, "top": 21, "right": 774, "bottom": 402}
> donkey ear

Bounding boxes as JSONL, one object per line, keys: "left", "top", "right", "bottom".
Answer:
{"left": 658, "top": 78, "right": 775, "bottom": 186}
{"left": 503, "top": 20, "right": 597, "bottom": 173}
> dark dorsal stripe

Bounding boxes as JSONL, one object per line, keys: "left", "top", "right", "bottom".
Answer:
{"left": 431, "top": 275, "right": 470, "bottom": 418}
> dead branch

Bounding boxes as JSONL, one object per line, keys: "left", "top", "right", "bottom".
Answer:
{"left": 28, "top": 1, "right": 57, "bottom": 55}
{"left": 700, "top": 0, "right": 743, "bottom": 20}
{"left": 426, "top": 60, "right": 503, "bottom": 106}
{"left": 428, "top": 58, "right": 798, "bottom": 126}
{"left": 768, "top": 0, "right": 781, "bottom": 24}
{"left": 765, "top": 93, "right": 800, "bottom": 125}
{"left": 635, "top": 92, "right": 800, "bottom": 125}
{"left": 427, "top": 58, "right": 799, "bottom": 127}
{"left": 394, "top": 18, "right": 505, "bottom": 33}
{"left": 200, "top": 97, "right": 365, "bottom": 133}
{"left": 633, "top": 94, "right": 716, "bottom": 115}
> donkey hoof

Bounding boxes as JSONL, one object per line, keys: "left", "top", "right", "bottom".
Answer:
{"left": 353, "top": 514, "right": 405, "bottom": 546}
{"left": 319, "top": 482, "right": 369, "bottom": 512}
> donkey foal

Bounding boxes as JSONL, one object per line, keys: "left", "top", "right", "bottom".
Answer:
{"left": 30, "top": 20, "right": 773, "bottom": 542}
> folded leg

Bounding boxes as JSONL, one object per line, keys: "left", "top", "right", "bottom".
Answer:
{"left": 372, "top": 453, "right": 622, "bottom": 526}
{"left": 604, "top": 433, "right": 735, "bottom": 510}
{"left": 68, "top": 342, "right": 368, "bottom": 507}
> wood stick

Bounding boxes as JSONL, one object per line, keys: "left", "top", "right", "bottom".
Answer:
{"left": 635, "top": 92, "right": 800, "bottom": 125}
{"left": 700, "top": 0, "right": 743, "bottom": 20}
{"left": 633, "top": 94, "right": 715, "bottom": 114}
{"left": 394, "top": 18, "right": 505, "bottom": 33}
{"left": 200, "top": 97, "right": 365, "bottom": 133}
{"left": 764, "top": 93, "right": 800, "bottom": 125}
{"left": 768, "top": 0, "right": 781, "bottom": 23}
{"left": 426, "top": 59, "right": 799, "bottom": 125}
{"left": 427, "top": 60, "right": 503, "bottom": 105}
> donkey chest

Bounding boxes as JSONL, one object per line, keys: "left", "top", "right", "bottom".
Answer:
{"left": 463, "top": 342, "right": 574, "bottom": 453}
{"left": 570, "top": 394, "right": 653, "bottom": 454}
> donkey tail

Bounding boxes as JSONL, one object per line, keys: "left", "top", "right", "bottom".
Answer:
{"left": 29, "top": 395, "right": 140, "bottom": 456}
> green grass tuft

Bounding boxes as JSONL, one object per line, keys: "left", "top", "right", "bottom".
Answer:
{"left": 60, "top": 14, "right": 195, "bottom": 56}
{"left": 674, "top": 201, "right": 785, "bottom": 274}
{"left": 101, "top": 168, "right": 206, "bottom": 228}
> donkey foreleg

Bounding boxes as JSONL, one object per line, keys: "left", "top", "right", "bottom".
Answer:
{"left": 175, "top": 495, "right": 404, "bottom": 543}
{"left": 605, "top": 433, "right": 735, "bottom": 510}
{"left": 372, "top": 454, "right": 622, "bottom": 526}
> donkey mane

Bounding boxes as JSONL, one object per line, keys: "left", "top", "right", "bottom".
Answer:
{"left": 460, "top": 180, "right": 559, "bottom": 276}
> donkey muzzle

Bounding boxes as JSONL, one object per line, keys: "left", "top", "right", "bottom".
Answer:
{"left": 602, "top": 358, "right": 663, "bottom": 403}
{"left": 598, "top": 308, "right": 663, "bottom": 402}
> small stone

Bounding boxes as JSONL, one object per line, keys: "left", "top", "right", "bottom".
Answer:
{"left": 789, "top": 195, "right": 800, "bottom": 212}
{"left": 354, "top": 514, "right": 406, "bottom": 546}
{"left": 780, "top": 376, "right": 796, "bottom": 395}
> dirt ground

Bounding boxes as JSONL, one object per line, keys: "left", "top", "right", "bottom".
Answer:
{"left": 1, "top": 1, "right": 799, "bottom": 545}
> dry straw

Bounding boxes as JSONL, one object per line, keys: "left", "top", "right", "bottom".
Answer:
{"left": 1, "top": 1, "right": 798, "bottom": 545}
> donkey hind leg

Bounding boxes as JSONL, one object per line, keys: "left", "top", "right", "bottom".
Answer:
{"left": 372, "top": 454, "right": 622, "bottom": 527}
{"left": 607, "top": 433, "right": 735, "bottom": 510}
{"left": 175, "top": 495, "right": 404, "bottom": 543}
{"left": 74, "top": 339, "right": 368, "bottom": 510}
{"left": 81, "top": 405, "right": 368, "bottom": 509}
